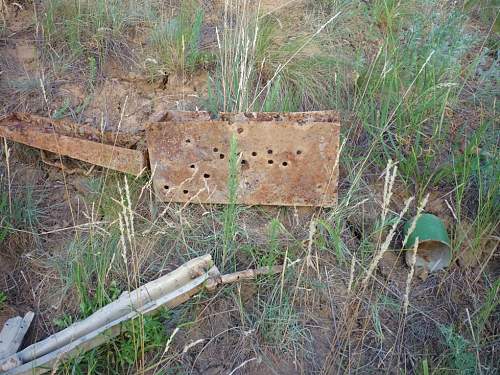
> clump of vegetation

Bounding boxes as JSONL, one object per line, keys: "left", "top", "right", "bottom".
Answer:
{"left": 148, "top": 0, "right": 212, "bottom": 79}
{"left": 475, "top": 279, "right": 500, "bottom": 335}
{"left": 56, "top": 308, "right": 171, "bottom": 374}
{"left": 220, "top": 134, "right": 239, "bottom": 271}
{"left": 465, "top": 0, "right": 500, "bottom": 36}
{"left": 256, "top": 291, "right": 311, "bottom": 355}
{"left": 439, "top": 325, "right": 478, "bottom": 375}
{"left": 354, "top": 7, "right": 476, "bottom": 191}
{"left": 42, "top": 0, "right": 144, "bottom": 61}
{"left": 0, "top": 291, "right": 6, "bottom": 311}
{"left": 207, "top": 2, "right": 338, "bottom": 113}
{"left": 41, "top": 0, "right": 213, "bottom": 84}
{"left": 0, "top": 187, "right": 42, "bottom": 245}
{"left": 51, "top": 173, "right": 174, "bottom": 373}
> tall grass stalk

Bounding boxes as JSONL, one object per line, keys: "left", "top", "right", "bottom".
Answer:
{"left": 221, "top": 134, "right": 239, "bottom": 271}
{"left": 214, "top": 0, "right": 259, "bottom": 112}
{"left": 247, "top": 11, "right": 342, "bottom": 110}
{"left": 149, "top": 0, "right": 209, "bottom": 77}
{"left": 3, "top": 138, "right": 11, "bottom": 217}
{"left": 209, "top": 1, "right": 340, "bottom": 113}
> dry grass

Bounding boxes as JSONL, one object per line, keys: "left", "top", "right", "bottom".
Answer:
{"left": 0, "top": 0, "right": 8, "bottom": 24}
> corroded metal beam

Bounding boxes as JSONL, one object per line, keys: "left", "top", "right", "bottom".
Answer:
{"left": 0, "top": 113, "right": 146, "bottom": 176}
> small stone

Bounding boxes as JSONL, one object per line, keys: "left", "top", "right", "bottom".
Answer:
{"left": 416, "top": 268, "right": 429, "bottom": 281}
{"left": 378, "top": 251, "right": 406, "bottom": 284}
{"left": 379, "top": 251, "right": 400, "bottom": 278}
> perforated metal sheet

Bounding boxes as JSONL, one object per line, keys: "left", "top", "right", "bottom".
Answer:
{"left": 146, "top": 111, "right": 340, "bottom": 206}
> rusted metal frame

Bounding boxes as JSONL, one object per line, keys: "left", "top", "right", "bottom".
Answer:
{"left": 0, "top": 113, "right": 146, "bottom": 176}
{"left": 0, "top": 111, "right": 340, "bottom": 206}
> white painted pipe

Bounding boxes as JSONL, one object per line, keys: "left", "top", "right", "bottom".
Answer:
{"left": 1, "top": 254, "right": 212, "bottom": 369}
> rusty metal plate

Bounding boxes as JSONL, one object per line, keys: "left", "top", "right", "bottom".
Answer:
{"left": 146, "top": 111, "right": 340, "bottom": 206}
{"left": 0, "top": 113, "right": 146, "bottom": 176}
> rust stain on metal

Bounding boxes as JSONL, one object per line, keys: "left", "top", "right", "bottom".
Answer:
{"left": 0, "top": 113, "right": 146, "bottom": 176}
{"left": 146, "top": 111, "right": 340, "bottom": 206}
{"left": 157, "top": 110, "right": 212, "bottom": 123}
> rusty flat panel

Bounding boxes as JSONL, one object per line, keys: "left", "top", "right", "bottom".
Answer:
{"left": 0, "top": 113, "right": 146, "bottom": 176}
{"left": 160, "top": 110, "right": 212, "bottom": 123}
{"left": 146, "top": 111, "right": 339, "bottom": 206}
{"left": 220, "top": 111, "right": 340, "bottom": 123}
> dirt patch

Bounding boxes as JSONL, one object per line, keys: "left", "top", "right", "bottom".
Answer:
{"left": 14, "top": 43, "right": 37, "bottom": 66}
{"left": 260, "top": 0, "right": 303, "bottom": 13}
{"left": 0, "top": 304, "right": 18, "bottom": 331}
{"left": 59, "top": 64, "right": 208, "bottom": 136}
